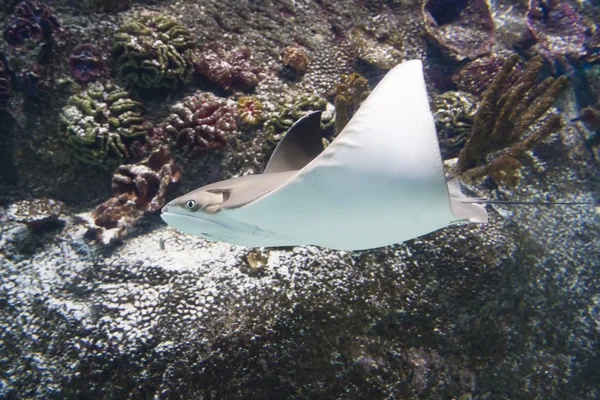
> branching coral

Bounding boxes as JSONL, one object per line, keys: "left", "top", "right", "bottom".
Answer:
{"left": 334, "top": 72, "right": 370, "bottom": 134}
{"left": 163, "top": 92, "right": 238, "bottom": 158}
{"left": 433, "top": 91, "right": 479, "bottom": 159}
{"left": 451, "top": 55, "right": 522, "bottom": 97}
{"left": 60, "top": 82, "right": 150, "bottom": 166}
{"left": 111, "top": 13, "right": 195, "bottom": 88}
{"left": 455, "top": 55, "right": 568, "bottom": 183}
{"left": 88, "top": 146, "right": 181, "bottom": 244}
{"left": 68, "top": 44, "right": 104, "bottom": 83}
{"left": 422, "top": 0, "right": 495, "bottom": 60}
{"left": 193, "top": 44, "right": 261, "bottom": 91}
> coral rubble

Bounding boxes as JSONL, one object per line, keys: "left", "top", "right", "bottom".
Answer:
{"left": 193, "top": 44, "right": 261, "bottom": 92}
{"left": 68, "top": 44, "right": 104, "bottom": 83}
{"left": 455, "top": 55, "right": 568, "bottom": 183}
{"left": 6, "top": 198, "right": 65, "bottom": 231}
{"left": 111, "top": 14, "right": 195, "bottom": 89}
{"left": 88, "top": 146, "right": 180, "bottom": 244}
{"left": 422, "top": 0, "right": 495, "bottom": 60}
{"left": 164, "top": 91, "right": 238, "bottom": 158}
{"left": 60, "top": 82, "right": 149, "bottom": 166}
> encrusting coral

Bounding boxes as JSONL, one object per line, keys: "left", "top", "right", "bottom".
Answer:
{"left": 433, "top": 91, "right": 479, "bottom": 159}
{"left": 88, "top": 146, "right": 181, "bottom": 244}
{"left": 334, "top": 72, "right": 370, "bottom": 134}
{"left": 111, "top": 13, "right": 195, "bottom": 89}
{"left": 422, "top": 0, "right": 495, "bottom": 60}
{"left": 455, "top": 55, "right": 568, "bottom": 183}
{"left": 193, "top": 44, "right": 261, "bottom": 92}
{"left": 163, "top": 91, "right": 238, "bottom": 158}
{"left": 60, "top": 82, "right": 150, "bottom": 166}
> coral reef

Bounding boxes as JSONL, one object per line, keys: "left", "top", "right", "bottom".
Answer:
{"left": 83, "top": 0, "right": 133, "bottom": 12}
{"left": 349, "top": 28, "right": 404, "bottom": 70}
{"left": 6, "top": 198, "right": 65, "bottom": 231}
{"left": 433, "top": 91, "right": 479, "bottom": 159}
{"left": 526, "top": 0, "right": 586, "bottom": 59}
{"left": 333, "top": 72, "right": 370, "bottom": 134}
{"left": 265, "top": 94, "right": 335, "bottom": 139}
{"left": 280, "top": 45, "right": 309, "bottom": 79}
{"left": 455, "top": 55, "right": 568, "bottom": 183}
{"left": 451, "top": 55, "right": 522, "bottom": 97}
{"left": 60, "top": 82, "right": 149, "bottom": 166}
{"left": 193, "top": 44, "right": 261, "bottom": 92}
{"left": 111, "top": 14, "right": 195, "bottom": 89}
{"left": 422, "top": 0, "right": 495, "bottom": 60}
{"left": 0, "top": 59, "right": 10, "bottom": 111}
{"left": 68, "top": 44, "right": 104, "bottom": 83}
{"left": 164, "top": 91, "right": 238, "bottom": 158}
{"left": 3, "top": 0, "right": 61, "bottom": 46}
{"left": 577, "top": 104, "right": 600, "bottom": 147}
{"left": 236, "top": 95, "right": 263, "bottom": 127}
{"left": 88, "top": 146, "right": 180, "bottom": 244}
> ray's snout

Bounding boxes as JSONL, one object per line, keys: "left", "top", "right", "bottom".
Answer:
{"left": 161, "top": 202, "right": 170, "bottom": 214}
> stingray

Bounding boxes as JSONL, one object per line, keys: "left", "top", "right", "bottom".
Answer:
{"left": 161, "top": 60, "right": 495, "bottom": 250}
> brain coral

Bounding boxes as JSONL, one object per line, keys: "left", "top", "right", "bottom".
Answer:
{"left": 111, "top": 14, "right": 195, "bottom": 89}
{"left": 60, "top": 82, "right": 149, "bottom": 166}
{"left": 163, "top": 92, "right": 238, "bottom": 158}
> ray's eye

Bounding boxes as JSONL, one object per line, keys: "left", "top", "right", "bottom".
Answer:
{"left": 184, "top": 200, "right": 198, "bottom": 211}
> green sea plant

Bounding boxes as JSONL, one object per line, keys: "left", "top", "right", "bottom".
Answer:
{"left": 334, "top": 72, "right": 370, "bottom": 135}
{"left": 60, "top": 82, "right": 149, "bottom": 166}
{"left": 111, "top": 14, "right": 195, "bottom": 89}
{"left": 455, "top": 55, "right": 568, "bottom": 183}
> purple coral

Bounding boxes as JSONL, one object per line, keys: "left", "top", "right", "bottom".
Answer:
{"left": 164, "top": 92, "right": 238, "bottom": 158}
{"left": 3, "top": 1, "right": 61, "bottom": 46}
{"left": 68, "top": 44, "right": 104, "bottom": 83}
{"left": 526, "top": 0, "right": 586, "bottom": 58}
{"left": 89, "top": 146, "right": 181, "bottom": 243}
{"left": 451, "top": 55, "right": 522, "bottom": 96}
{"left": 422, "top": 0, "right": 495, "bottom": 60}
{"left": 194, "top": 44, "right": 261, "bottom": 91}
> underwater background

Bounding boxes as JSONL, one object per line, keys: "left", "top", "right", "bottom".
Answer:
{"left": 1, "top": 0, "right": 599, "bottom": 398}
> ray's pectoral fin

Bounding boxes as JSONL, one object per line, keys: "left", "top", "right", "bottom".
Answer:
{"left": 446, "top": 179, "right": 488, "bottom": 224}
{"left": 264, "top": 111, "right": 325, "bottom": 174}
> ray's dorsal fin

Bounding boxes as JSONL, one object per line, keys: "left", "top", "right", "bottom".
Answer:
{"left": 264, "top": 111, "right": 325, "bottom": 174}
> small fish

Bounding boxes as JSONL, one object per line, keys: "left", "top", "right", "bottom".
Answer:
{"left": 161, "top": 60, "right": 591, "bottom": 250}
